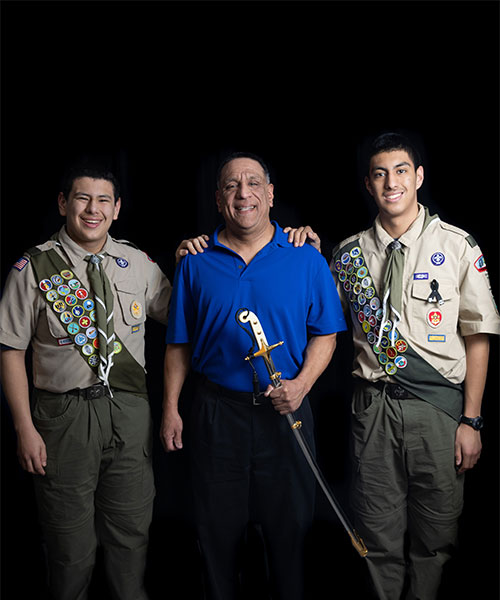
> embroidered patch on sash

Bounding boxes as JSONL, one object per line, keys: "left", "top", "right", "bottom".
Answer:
{"left": 334, "top": 245, "right": 408, "bottom": 374}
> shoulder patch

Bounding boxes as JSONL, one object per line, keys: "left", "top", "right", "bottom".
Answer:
{"left": 12, "top": 256, "right": 30, "bottom": 271}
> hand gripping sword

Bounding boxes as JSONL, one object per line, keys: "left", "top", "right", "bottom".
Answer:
{"left": 236, "top": 308, "right": 368, "bottom": 558}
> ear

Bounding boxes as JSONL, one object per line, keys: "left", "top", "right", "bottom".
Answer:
{"left": 57, "top": 192, "right": 67, "bottom": 216}
{"left": 416, "top": 166, "right": 424, "bottom": 190}
{"left": 113, "top": 197, "right": 122, "bottom": 220}
{"left": 364, "top": 176, "right": 374, "bottom": 197}
{"left": 215, "top": 190, "right": 222, "bottom": 213}
{"left": 267, "top": 183, "right": 274, "bottom": 207}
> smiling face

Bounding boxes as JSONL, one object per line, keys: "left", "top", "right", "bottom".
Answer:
{"left": 58, "top": 176, "right": 121, "bottom": 253}
{"left": 365, "top": 150, "right": 424, "bottom": 224}
{"left": 216, "top": 157, "right": 274, "bottom": 238}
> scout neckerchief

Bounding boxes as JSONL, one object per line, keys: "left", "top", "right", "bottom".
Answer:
{"left": 377, "top": 207, "right": 439, "bottom": 348}
{"left": 332, "top": 207, "right": 463, "bottom": 421}
{"left": 27, "top": 238, "right": 147, "bottom": 396}
{"left": 84, "top": 253, "right": 116, "bottom": 396}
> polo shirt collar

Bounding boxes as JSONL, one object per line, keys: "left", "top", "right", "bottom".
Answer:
{"left": 212, "top": 221, "right": 287, "bottom": 251}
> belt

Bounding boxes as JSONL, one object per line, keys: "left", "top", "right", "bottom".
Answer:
{"left": 67, "top": 383, "right": 110, "bottom": 400}
{"left": 371, "top": 381, "right": 414, "bottom": 400}
{"left": 199, "top": 376, "right": 270, "bottom": 406}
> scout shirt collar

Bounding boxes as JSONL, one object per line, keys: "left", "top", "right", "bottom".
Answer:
{"left": 374, "top": 203, "right": 433, "bottom": 252}
{"left": 56, "top": 226, "right": 118, "bottom": 266}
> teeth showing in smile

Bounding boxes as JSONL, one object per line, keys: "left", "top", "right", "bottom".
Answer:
{"left": 384, "top": 193, "right": 403, "bottom": 202}
{"left": 236, "top": 206, "right": 255, "bottom": 212}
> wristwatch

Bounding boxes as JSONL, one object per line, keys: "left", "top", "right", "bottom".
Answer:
{"left": 459, "top": 415, "right": 484, "bottom": 431}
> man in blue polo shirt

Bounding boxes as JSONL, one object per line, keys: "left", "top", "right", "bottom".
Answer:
{"left": 161, "top": 152, "right": 346, "bottom": 600}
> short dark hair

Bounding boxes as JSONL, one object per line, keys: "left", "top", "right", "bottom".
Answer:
{"left": 366, "top": 132, "right": 422, "bottom": 173}
{"left": 216, "top": 152, "right": 271, "bottom": 188}
{"left": 60, "top": 164, "right": 121, "bottom": 201}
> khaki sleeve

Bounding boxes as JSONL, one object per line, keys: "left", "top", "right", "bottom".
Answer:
{"left": 143, "top": 255, "right": 172, "bottom": 326}
{"left": 458, "top": 239, "right": 500, "bottom": 336}
{"left": 0, "top": 257, "right": 42, "bottom": 349}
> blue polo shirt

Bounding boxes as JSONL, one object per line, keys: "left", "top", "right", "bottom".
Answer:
{"left": 166, "top": 222, "right": 346, "bottom": 392}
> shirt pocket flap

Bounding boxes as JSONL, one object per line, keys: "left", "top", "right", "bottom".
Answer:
{"left": 411, "top": 279, "right": 456, "bottom": 301}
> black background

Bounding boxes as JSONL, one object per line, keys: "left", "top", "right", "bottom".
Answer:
{"left": 1, "top": 1, "right": 499, "bottom": 598}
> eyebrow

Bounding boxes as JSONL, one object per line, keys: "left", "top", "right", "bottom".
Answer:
{"left": 371, "top": 161, "right": 412, "bottom": 173}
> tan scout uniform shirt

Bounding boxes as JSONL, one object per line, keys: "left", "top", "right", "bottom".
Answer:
{"left": 331, "top": 205, "right": 500, "bottom": 386}
{"left": 0, "top": 226, "right": 171, "bottom": 393}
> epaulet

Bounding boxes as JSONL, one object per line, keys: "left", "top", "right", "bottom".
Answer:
{"left": 113, "top": 238, "right": 140, "bottom": 250}
{"left": 438, "top": 221, "right": 476, "bottom": 247}
{"left": 331, "top": 232, "right": 364, "bottom": 259}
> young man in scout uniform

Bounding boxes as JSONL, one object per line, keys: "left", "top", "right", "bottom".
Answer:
{"left": 329, "top": 132, "right": 500, "bottom": 599}
{"left": 0, "top": 165, "right": 172, "bottom": 600}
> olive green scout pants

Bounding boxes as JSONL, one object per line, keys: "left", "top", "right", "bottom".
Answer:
{"left": 351, "top": 382, "right": 464, "bottom": 600}
{"left": 31, "top": 387, "right": 154, "bottom": 600}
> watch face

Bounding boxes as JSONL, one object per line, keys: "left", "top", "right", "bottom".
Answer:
{"left": 475, "top": 416, "right": 484, "bottom": 430}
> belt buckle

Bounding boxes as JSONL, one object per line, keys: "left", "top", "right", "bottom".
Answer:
{"left": 87, "top": 384, "right": 105, "bottom": 400}
{"left": 392, "top": 385, "right": 407, "bottom": 400}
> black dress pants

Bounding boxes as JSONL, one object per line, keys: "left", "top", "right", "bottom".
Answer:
{"left": 190, "top": 379, "right": 316, "bottom": 600}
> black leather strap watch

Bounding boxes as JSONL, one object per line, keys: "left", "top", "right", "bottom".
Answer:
{"left": 459, "top": 415, "right": 484, "bottom": 431}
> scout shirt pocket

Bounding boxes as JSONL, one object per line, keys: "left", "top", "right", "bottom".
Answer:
{"left": 45, "top": 305, "right": 75, "bottom": 348}
{"left": 410, "top": 279, "right": 459, "bottom": 334}
{"left": 114, "top": 280, "right": 147, "bottom": 327}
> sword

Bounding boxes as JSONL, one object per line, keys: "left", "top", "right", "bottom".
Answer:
{"left": 236, "top": 308, "right": 368, "bottom": 558}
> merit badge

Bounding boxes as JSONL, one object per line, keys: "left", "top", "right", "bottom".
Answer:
{"left": 67, "top": 322, "right": 80, "bottom": 335}
{"left": 72, "top": 305, "right": 85, "bottom": 317}
{"left": 65, "top": 294, "right": 77, "bottom": 306}
{"left": 474, "top": 255, "right": 487, "bottom": 273}
{"left": 39, "top": 279, "right": 53, "bottom": 292}
{"left": 395, "top": 339, "right": 408, "bottom": 353}
{"left": 431, "top": 252, "right": 445, "bottom": 266}
{"left": 46, "top": 290, "right": 58, "bottom": 302}
{"left": 51, "top": 274, "right": 63, "bottom": 285}
{"left": 13, "top": 257, "right": 29, "bottom": 272}
{"left": 350, "top": 247, "right": 362, "bottom": 258}
{"left": 74, "top": 333, "right": 87, "bottom": 346}
{"left": 86, "top": 327, "right": 97, "bottom": 339}
{"left": 79, "top": 316, "right": 91, "bottom": 329}
{"left": 116, "top": 258, "right": 129, "bottom": 268}
{"left": 60, "top": 311, "right": 73, "bottom": 324}
{"left": 57, "top": 284, "right": 71, "bottom": 296}
{"left": 113, "top": 341, "right": 123, "bottom": 354}
{"left": 83, "top": 299, "right": 94, "bottom": 311}
{"left": 68, "top": 278, "right": 81, "bottom": 290}
{"left": 75, "top": 288, "right": 88, "bottom": 300}
{"left": 130, "top": 300, "right": 143, "bottom": 319}
{"left": 427, "top": 309, "right": 443, "bottom": 328}
{"left": 82, "top": 344, "right": 94, "bottom": 356}
{"left": 395, "top": 355, "right": 408, "bottom": 369}
{"left": 60, "top": 270, "right": 73, "bottom": 280}
{"left": 53, "top": 300, "right": 66, "bottom": 313}
{"left": 88, "top": 354, "right": 99, "bottom": 367}
{"left": 385, "top": 363, "right": 398, "bottom": 375}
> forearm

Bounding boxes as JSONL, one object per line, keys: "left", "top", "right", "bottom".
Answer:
{"left": 294, "top": 333, "right": 337, "bottom": 395}
{"left": 1, "top": 348, "right": 32, "bottom": 432}
{"left": 161, "top": 343, "right": 191, "bottom": 452}
{"left": 162, "top": 343, "right": 191, "bottom": 412}
{"left": 463, "top": 333, "right": 489, "bottom": 417}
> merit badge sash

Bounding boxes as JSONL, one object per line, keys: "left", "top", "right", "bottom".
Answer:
{"left": 28, "top": 246, "right": 147, "bottom": 396}
{"left": 332, "top": 239, "right": 463, "bottom": 421}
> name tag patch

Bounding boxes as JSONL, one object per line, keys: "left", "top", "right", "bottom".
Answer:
{"left": 428, "top": 334, "right": 446, "bottom": 342}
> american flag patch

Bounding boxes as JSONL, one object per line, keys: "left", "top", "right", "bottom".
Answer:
{"left": 13, "top": 257, "right": 29, "bottom": 271}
